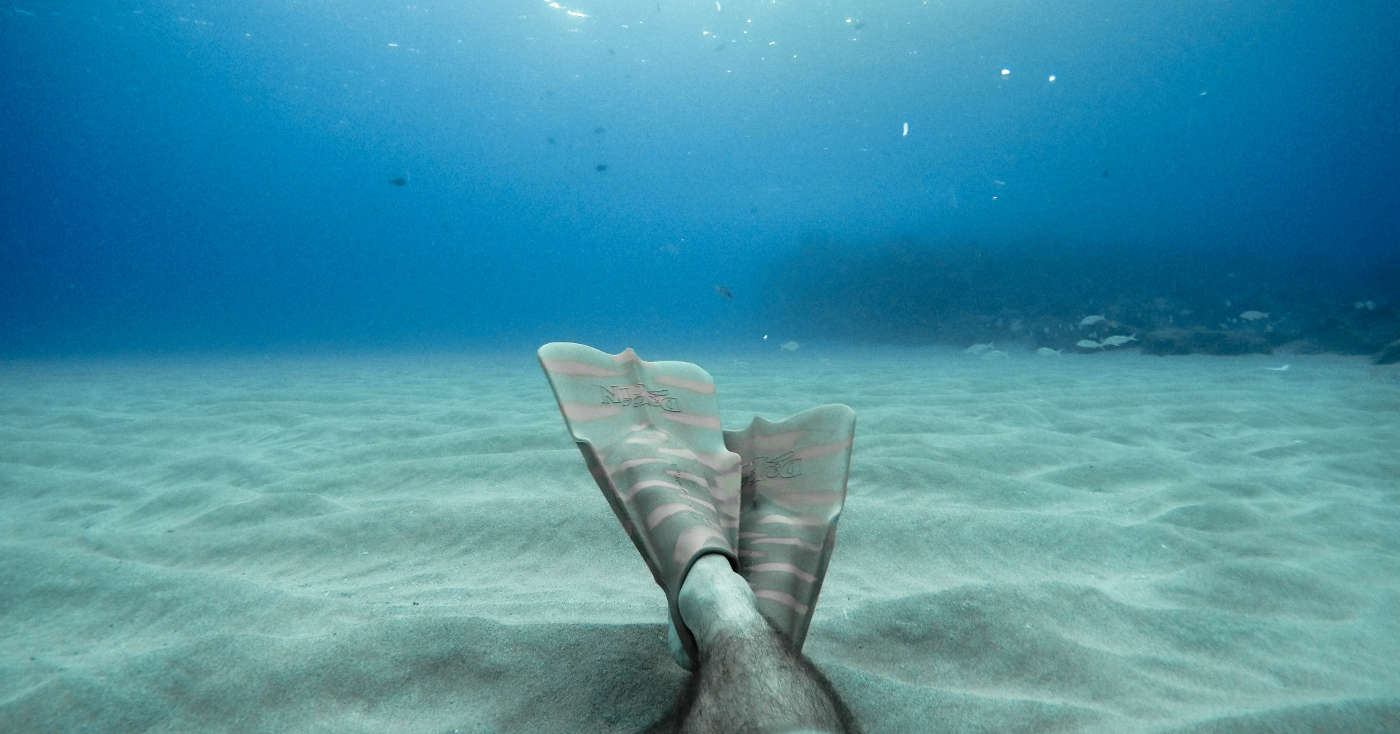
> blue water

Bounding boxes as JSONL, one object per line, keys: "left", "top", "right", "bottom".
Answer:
{"left": 3, "top": 0, "right": 1397, "bottom": 356}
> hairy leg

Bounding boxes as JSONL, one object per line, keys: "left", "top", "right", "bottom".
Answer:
{"left": 654, "top": 554, "right": 859, "bottom": 734}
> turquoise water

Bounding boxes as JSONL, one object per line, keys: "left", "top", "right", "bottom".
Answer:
{"left": 3, "top": 1, "right": 1397, "bottom": 355}
{"left": 3, "top": 2, "right": 1399, "bottom": 730}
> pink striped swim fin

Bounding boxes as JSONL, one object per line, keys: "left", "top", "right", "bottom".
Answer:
{"left": 538, "top": 342, "right": 854, "bottom": 669}
{"left": 725, "top": 404, "right": 855, "bottom": 654}
{"left": 538, "top": 342, "right": 741, "bottom": 669}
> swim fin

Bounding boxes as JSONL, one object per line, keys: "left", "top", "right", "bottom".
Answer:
{"left": 538, "top": 343, "right": 855, "bottom": 669}
{"left": 724, "top": 404, "right": 855, "bottom": 654}
{"left": 537, "top": 342, "right": 742, "bottom": 669}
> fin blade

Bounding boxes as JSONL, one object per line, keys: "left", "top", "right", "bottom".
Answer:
{"left": 724, "top": 404, "right": 856, "bottom": 651}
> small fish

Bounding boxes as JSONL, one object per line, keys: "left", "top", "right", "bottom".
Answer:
{"left": 389, "top": 175, "right": 409, "bottom": 186}
{"left": 593, "top": 126, "right": 606, "bottom": 134}
{"left": 713, "top": 285, "right": 733, "bottom": 299}
{"left": 1265, "top": 364, "right": 1291, "bottom": 372}
{"left": 595, "top": 163, "right": 608, "bottom": 172}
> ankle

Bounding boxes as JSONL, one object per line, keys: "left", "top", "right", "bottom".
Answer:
{"left": 678, "top": 554, "right": 764, "bottom": 651}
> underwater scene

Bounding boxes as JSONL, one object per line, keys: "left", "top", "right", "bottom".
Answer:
{"left": 3, "top": 1, "right": 1398, "bottom": 732}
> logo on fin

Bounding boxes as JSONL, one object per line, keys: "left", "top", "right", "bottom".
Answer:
{"left": 748, "top": 451, "right": 802, "bottom": 481}
{"left": 600, "top": 383, "right": 681, "bottom": 412}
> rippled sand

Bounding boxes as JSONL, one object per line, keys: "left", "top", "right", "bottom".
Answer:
{"left": 2, "top": 348, "right": 1398, "bottom": 732}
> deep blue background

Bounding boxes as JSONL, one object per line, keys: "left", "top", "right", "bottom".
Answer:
{"left": 3, "top": 1, "right": 1397, "bottom": 356}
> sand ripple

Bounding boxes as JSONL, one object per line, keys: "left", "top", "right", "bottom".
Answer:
{"left": 2, "top": 350, "right": 1398, "bottom": 732}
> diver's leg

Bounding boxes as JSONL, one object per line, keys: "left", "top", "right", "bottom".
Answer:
{"left": 664, "top": 554, "right": 859, "bottom": 734}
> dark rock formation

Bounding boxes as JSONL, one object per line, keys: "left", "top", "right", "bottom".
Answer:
{"left": 1377, "top": 339, "right": 1400, "bottom": 365}
{"left": 1141, "top": 328, "right": 1272, "bottom": 356}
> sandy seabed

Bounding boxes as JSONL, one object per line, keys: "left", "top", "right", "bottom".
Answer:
{"left": 2, "top": 346, "right": 1398, "bottom": 733}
